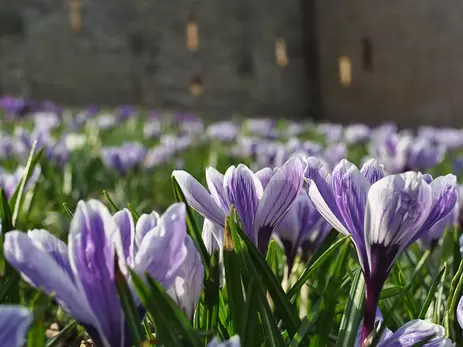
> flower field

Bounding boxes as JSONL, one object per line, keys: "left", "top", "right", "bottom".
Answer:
{"left": 1, "top": 97, "right": 463, "bottom": 346}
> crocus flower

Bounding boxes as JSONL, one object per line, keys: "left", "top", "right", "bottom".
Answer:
{"left": 100, "top": 142, "right": 147, "bottom": 175}
{"left": 172, "top": 158, "right": 304, "bottom": 253}
{"left": 4, "top": 200, "right": 189, "bottom": 347}
{"left": 303, "top": 158, "right": 457, "bottom": 343}
{"left": 344, "top": 124, "right": 371, "bottom": 145}
{"left": 207, "top": 121, "right": 240, "bottom": 142}
{"left": 274, "top": 192, "right": 329, "bottom": 273}
{"left": 356, "top": 310, "right": 454, "bottom": 346}
{"left": 208, "top": 335, "right": 241, "bottom": 347}
{"left": 0, "top": 306, "right": 32, "bottom": 346}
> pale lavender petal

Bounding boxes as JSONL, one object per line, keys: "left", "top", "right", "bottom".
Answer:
{"left": 205, "top": 167, "right": 230, "bottom": 213}
{"left": 68, "top": 200, "right": 124, "bottom": 347}
{"left": 113, "top": 209, "right": 135, "bottom": 266}
{"left": 208, "top": 335, "right": 241, "bottom": 347}
{"left": 377, "top": 320, "right": 453, "bottom": 347}
{"left": 202, "top": 219, "right": 223, "bottom": 255}
{"left": 416, "top": 175, "right": 458, "bottom": 244}
{"left": 255, "top": 168, "right": 273, "bottom": 189}
{"left": 134, "top": 203, "right": 188, "bottom": 287}
{"left": 254, "top": 158, "right": 304, "bottom": 251}
{"left": 4, "top": 231, "right": 95, "bottom": 325}
{"left": 304, "top": 157, "right": 350, "bottom": 236}
{"left": 27, "top": 229, "right": 74, "bottom": 282}
{"left": 360, "top": 159, "right": 386, "bottom": 185}
{"left": 134, "top": 211, "right": 160, "bottom": 254}
{"left": 0, "top": 306, "right": 32, "bottom": 347}
{"left": 224, "top": 165, "right": 263, "bottom": 240}
{"left": 172, "top": 170, "right": 227, "bottom": 226}
{"left": 332, "top": 160, "right": 370, "bottom": 270}
{"left": 167, "top": 236, "right": 204, "bottom": 320}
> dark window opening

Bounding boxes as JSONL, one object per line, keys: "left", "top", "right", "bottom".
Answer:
{"left": 189, "top": 75, "right": 203, "bottom": 96}
{"left": 0, "top": 11, "right": 25, "bottom": 37}
{"left": 129, "top": 33, "right": 144, "bottom": 56}
{"left": 361, "top": 36, "right": 373, "bottom": 71}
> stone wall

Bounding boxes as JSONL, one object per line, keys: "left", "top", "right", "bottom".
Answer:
{"left": 0, "top": 0, "right": 318, "bottom": 119}
{"left": 316, "top": 0, "right": 463, "bottom": 127}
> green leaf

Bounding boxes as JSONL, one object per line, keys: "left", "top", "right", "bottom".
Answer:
{"left": 45, "top": 320, "right": 78, "bottom": 347}
{"left": 288, "top": 235, "right": 350, "bottom": 300}
{"left": 10, "top": 143, "right": 44, "bottom": 227}
{"left": 231, "top": 214, "right": 302, "bottom": 338}
{"left": 103, "top": 190, "right": 120, "bottom": 213}
{"left": 171, "top": 176, "right": 211, "bottom": 271}
{"left": 418, "top": 263, "right": 446, "bottom": 319}
{"left": 127, "top": 203, "right": 140, "bottom": 222}
{"left": 289, "top": 318, "right": 313, "bottom": 347}
{"left": 444, "top": 258, "right": 463, "bottom": 339}
{"left": 114, "top": 255, "right": 145, "bottom": 345}
{"left": 310, "top": 240, "right": 350, "bottom": 346}
{"left": 28, "top": 290, "right": 53, "bottom": 347}
{"left": 336, "top": 269, "right": 365, "bottom": 347}
{"left": 223, "top": 218, "right": 246, "bottom": 336}
{"left": 0, "top": 189, "right": 13, "bottom": 232}
{"left": 62, "top": 203, "right": 74, "bottom": 218}
{"left": 202, "top": 251, "right": 220, "bottom": 344}
{"left": 130, "top": 270, "right": 202, "bottom": 347}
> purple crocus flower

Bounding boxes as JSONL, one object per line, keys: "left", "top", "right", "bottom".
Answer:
{"left": 274, "top": 192, "right": 330, "bottom": 273}
{"left": 356, "top": 310, "right": 453, "bottom": 346}
{"left": 172, "top": 158, "right": 304, "bottom": 253}
{"left": 344, "top": 124, "right": 371, "bottom": 145}
{"left": 303, "top": 158, "right": 457, "bottom": 343}
{"left": 0, "top": 306, "right": 32, "bottom": 346}
{"left": 4, "top": 200, "right": 189, "bottom": 347}
{"left": 100, "top": 142, "right": 147, "bottom": 175}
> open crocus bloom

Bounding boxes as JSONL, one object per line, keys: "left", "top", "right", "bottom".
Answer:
{"left": 172, "top": 157, "right": 304, "bottom": 253}
{"left": 303, "top": 157, "right": 457, "bottom": 342}
{"left": 0, "top": 306, "right": 32, "bottom": 347}
{"left": 4, "top": 200, "right": 192, "bottom": 347}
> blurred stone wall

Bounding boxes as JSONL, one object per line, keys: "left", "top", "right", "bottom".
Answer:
{"left": 0, "top": 0, "right": 319, "bottom": 119}
{"left": 316, "top": 0, "right": 463, "bottom": 127}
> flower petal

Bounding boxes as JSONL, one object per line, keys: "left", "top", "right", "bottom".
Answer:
{"left": 134, "top": 203, "right": 188, "bottom": 287}
{"left": 167, "top": 236, "right": 204, "bottom": 320}
{"left": 360, "top": 158, "right": 386, "bottom": 184}
{"left": 458, "top": 295, "right": 463, "bottom": 330}
{"left": 68, "top": 200, "right": 124, "bottom": 347}
{"left": 4, "top": 231, "right": 95, "bottom": 325}
{"left": 134, "top": 211, "right": 160, "bottom": 254}
{"left": 172, "top": 170, "right": 227, "bottom": 226}
{"left": 113, "top": 209, "right": 135, "bottom": 266}
{"left": 27, "top": 229, "right": 74, "bottom": 282}
{"left": 255, "top": 167, "right": 273, "bottom": 189}
{"left": 224, "top": 165, "right": 263, "bottom": 241}
{"left": 378, "top": 319, "right": 453, "bottom": 347}
{"left": 254, "top": 158, "right": 304, "bottom": 251}
{"left": 416, "top": 174, "right": 458, "bottom": 244}
{"left": 0, "top": 306, "right": 32, "bottom": 347}
{"left": 207, "top": 335, "right": 241, "bottom": 347}
{"left": 205, "top": 167, "right": 230, "bottom": 212}
{"left": 303, "top": 157, "right": 350, "bottom": 236}
{"left": 202, "top": 219, "right": 223, "bottom": 255}
{"left": 332, "top": 159, "right": 370, "bottom": 269}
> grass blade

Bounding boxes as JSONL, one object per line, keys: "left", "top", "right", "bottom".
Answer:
{"left": 336, "top": 269, "right": 365, "bottom": 347}
{"left": 418, "top": 264, "right": 446, "bottom": 319}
